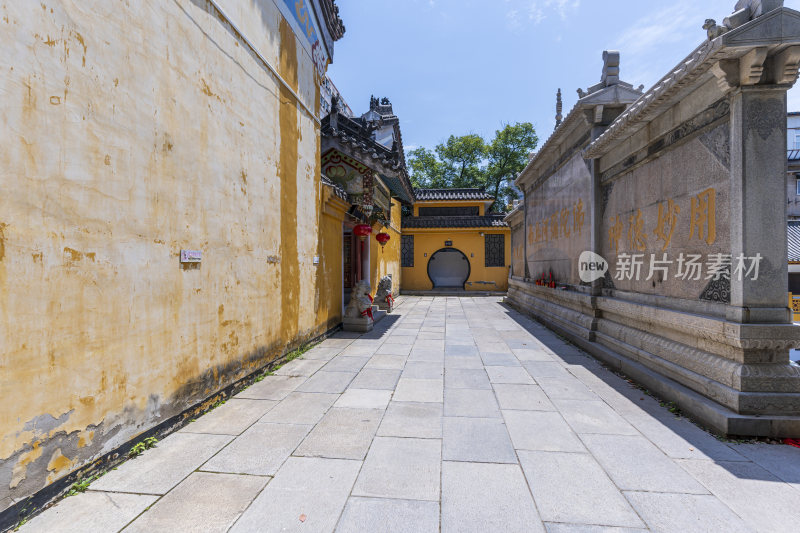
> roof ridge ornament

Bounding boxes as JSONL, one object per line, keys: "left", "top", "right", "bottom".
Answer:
{"left": 703, "top": 0, "right": 784, "bottom": 41}
{"left": 555, "top": 88, "right": 563, "bottom": 129}
{"left": 601, "top": 51, "right": 620, "bottom": 87}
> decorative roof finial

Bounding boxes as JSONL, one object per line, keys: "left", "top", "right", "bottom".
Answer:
{"left": 601, "top": 51, "right": 621, "bottom": 87}
{"left": 555, "top": 89, "right": 563, "bottom": 129}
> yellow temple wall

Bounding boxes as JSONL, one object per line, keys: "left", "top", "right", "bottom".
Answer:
{"left": 400, "top": 228, "right": 511, "bottom": 291}
{"left": 0, "top": 0, "right": 332, "bottom": 509}
{"left": 369, "top": 202, "right": 403, "bottom": 297}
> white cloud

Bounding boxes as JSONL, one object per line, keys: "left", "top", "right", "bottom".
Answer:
{"left": 610, "top": 0, "right": 709, "bottom": 87}
{"left": 505, "top": 0, "right": 580, "bottom": 29}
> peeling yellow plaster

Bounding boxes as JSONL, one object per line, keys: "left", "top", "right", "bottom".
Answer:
{"left": 46, "top": 448, "right": 75, "bottom": 484}
{"left": 10, "top": 442, "right": 41, "bottom": 489}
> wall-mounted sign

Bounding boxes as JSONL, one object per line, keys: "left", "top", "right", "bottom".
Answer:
{"left": 180, "top": 250, "right": 202, "bottom": 263}
{"left": 277, "top": 0, "right": 329, "bottom": 82}
{"left": 445, "top": 240, "right": 453, "bottom": 247}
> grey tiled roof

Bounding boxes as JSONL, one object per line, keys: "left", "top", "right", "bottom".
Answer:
{"left": 414, "top": 188, "right": 494, "bottom": 201}
{"left": 789, "top": 222, "right": 800, "bottom": 261}
{"left": 402, "top": 215, "right": 508, "bottom": 229}
{"left": 321, "top": 175, "right": 348, "bottom": 201}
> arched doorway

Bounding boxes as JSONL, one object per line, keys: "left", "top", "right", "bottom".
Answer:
{"left": 427, "top": 248, "right": 470, "bottom": 289}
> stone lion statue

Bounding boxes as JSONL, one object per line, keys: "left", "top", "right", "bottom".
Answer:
{"left": 375, "top": 275, "right": 394, "bottom": 311}
{"left": 344, "top": 280, "right": 374, "bottom": 321}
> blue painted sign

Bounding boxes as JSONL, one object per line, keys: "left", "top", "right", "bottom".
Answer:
{"left": 280, "top": 0, "right": 328, "bottom": 80}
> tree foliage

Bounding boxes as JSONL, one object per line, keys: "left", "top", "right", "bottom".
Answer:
{"left": 408, "top": 123, "right": 538, "bottom": 212}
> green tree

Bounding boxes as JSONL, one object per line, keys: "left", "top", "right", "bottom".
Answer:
{"left": 435, "top": 134, "right": 487, "bottom": 188}
{"left": 407, "top": 123, "right": 538, "bottom": 212}
{"left": 407, "top": 147, "right": 444, "bottom": 188}
{"left": 485, "top": 122, "right": 538, "bottom": 212}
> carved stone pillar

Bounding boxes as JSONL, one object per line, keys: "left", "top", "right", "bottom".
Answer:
{"left": 728, "top": 85, "right": 791, "bottom": 325}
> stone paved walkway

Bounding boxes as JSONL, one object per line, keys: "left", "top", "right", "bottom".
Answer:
{"left": 23, "top": 297, "right": 800, "bottom": 532}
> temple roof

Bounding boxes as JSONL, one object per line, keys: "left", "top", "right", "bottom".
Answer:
{"left": 317, "top": 0, "right": 345, "bottom": 42}
{"left": 321, "top": 175, "right": 348, "bottom": 201}
{"left": 321, "top": 96, "right": 415, "bottom": 205}
{"left": 402, "top": 215, "right": 508, "bottom": 229}
{"left": 414, "top": 188, "right": 494, "bottom": 201}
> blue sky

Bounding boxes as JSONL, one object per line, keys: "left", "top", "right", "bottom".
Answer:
{"left": 327, "top": 0, "right": 800, "bottom": 152}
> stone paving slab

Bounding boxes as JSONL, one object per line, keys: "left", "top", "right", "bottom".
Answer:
{"left": 503, "top": 410, "right": 585, "bottom": 452}
{"left": 27, "top": 297, "right": 800, "bottom": 533}
{"left": 90, "top": 432, "right": 233, "bottom": 494}
{"left": 552, "top": 399, "right": 639, "bottom": 436}
{"left": 200, "top": 422, "right": 310, "bottom": 475}
{"left": 518, "top": 450, "right": 644, "bottom": 528}
{"left": 623, "top": 492, "right": 754, "bottom": 533}
{"left": 442, "top": 416, "right": 517, "bottom": 463}
{"left": 302, "top": 346, "right": 341, "bottom": 360}
{"left": 273, "top": 358, "right": 326, "bottom": 377}
{"left": 377, "top": 401, "right": 443, "bottom": 438}
{"left": 349, "top": 368, "right": 401, "bottom": 390}
{"left": 180, "top": 398, "right": 277, "bottom": 436}
{"left": 401, "top": 361, "right": 444, "bottom": 379}
{"left": 441, "top": 461, "right": 545, "bottom": 533}
{"left": 444, "top": 388, "right": 501, "bottom": 418}
{"left": 444, "top": 368, "right": 491, "bottom": 389}
{"left": 296, "top": 370, "right": 357, "bottom": 393}
{"left": 494, "top": 383, "right": 555, "bottom": 411}
{"left": 376, "top": 343, "right": 413, "bottom": 355}
{"left": 230, "top": 457, "right": 361, "bottom": 533}
{"left": 334, "top": 388, "right": 392, "bottom": 409}
{"left": 322, "top": 356, "right": 370, "bottom": 373}
{"left": 294, "top": 408, "right": 382, "bottom": 460}
{"left": 334, "top": 497, "right": 440, "bottom": 533}
{"left": 677, "top": 458, "right": 800, "bottom": 532}
{"left": 364, "top": 354, "right": 407, "bottom": 369}
{"left": 393, "top": 378, "right": 443, "bottom": 403}
{"left": 259, "top": 392, "right": 338, "bottom": 425}
{"left": 544, "top": 525, "right": 649, "bottom": 533}
{"left": 581, "top": 434, "right": 708, "bottom": 494}
{"left": 235, "top": 375, "right": 305, "bottom": 400}
{"left": 480, "top": 351, "right": 521, "bottom": 366}
{"left": 123, "top": 472, "right": 267, "bottom": 533}
{"left": 443, "top": 355, "right": 484, "bottom": 369}
{"left": 23, "top": 491, "right": 157, "bottom": 533}
{"left": 486, "top": 365, "right": 535, "bottom": 384}
{"left": 352, "top": 436, "right": 441, "bottom": 501}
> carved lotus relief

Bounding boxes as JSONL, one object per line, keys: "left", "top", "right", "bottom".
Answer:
{"left": 746, "top": 98, "right": 783, "bottom": 141}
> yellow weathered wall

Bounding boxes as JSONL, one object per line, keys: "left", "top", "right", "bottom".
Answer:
{"left": 0, "top": 0, "right": 334, "bottom": 508}
{"left": 401, "top": 229, "right": 511, "bottom": 291}
{"left": 317, "top": 189, "right": 348, "bottom": 329}
{"left": 369, "top": 202, "right": 402, "bottom": 296}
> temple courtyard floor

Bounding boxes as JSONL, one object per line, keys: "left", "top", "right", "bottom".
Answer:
{"left": 23, "top": 297, "right": 800, "bottom": 532}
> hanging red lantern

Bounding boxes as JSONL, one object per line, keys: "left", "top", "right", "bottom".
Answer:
{"left": 376, "top": 232, "right": 390, "bottom": 248}
{"left": 353, "top": 224, "right": 372, "bottom": 241}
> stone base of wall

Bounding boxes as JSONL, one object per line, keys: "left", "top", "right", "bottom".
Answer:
{"left": 507, "top": 278, "right": 800, "bottom": 437}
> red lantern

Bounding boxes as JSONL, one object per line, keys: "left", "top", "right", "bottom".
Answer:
{"left": 353, "top": 224, "right": 372, "bottom": 241}
{"left": 376, "top": 232, "right": 390, "bottom": 248}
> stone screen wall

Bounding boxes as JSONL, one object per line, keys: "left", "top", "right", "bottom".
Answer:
{"left": 600, "top": 120, "right": 732, "bottom": 301}
{"left": 525, "top": 152, "right": 591, "bottom": 285}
